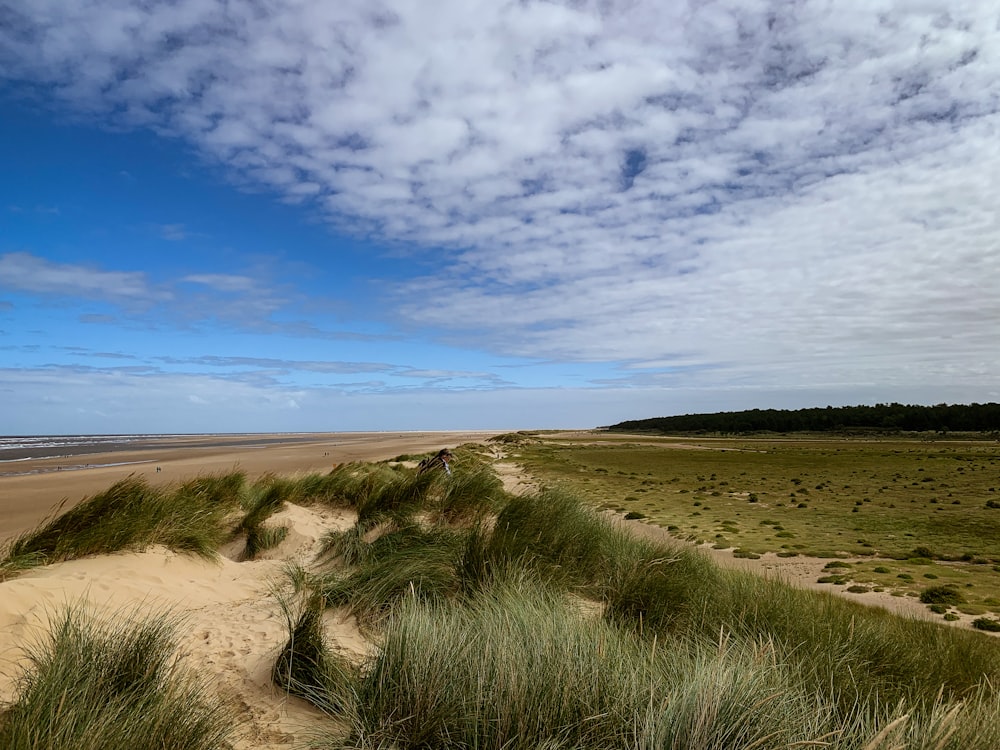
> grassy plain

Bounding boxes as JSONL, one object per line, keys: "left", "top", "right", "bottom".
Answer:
{"left": 515, "top": 432, "right": 1000, "bottom": 615}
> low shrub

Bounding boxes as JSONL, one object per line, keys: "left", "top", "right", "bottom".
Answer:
{"left": 920, "top": 586, "right": 965, "bottom": 606}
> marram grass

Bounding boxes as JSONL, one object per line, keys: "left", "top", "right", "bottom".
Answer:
{"left": 6, "top": 448, "right": 1000, "bottom": 750}
{"left": 1, "top": 475, "right": 238, "bottom": 571}
{"left": 0, "top": 605, "right": 234, "bottom": 750}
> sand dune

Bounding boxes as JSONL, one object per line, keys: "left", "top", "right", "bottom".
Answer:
{"left": 0, "top": 432, "right": 492, "bottom": 747}
{"left": 0, "top": 499, "right": 361, "bottom": 749}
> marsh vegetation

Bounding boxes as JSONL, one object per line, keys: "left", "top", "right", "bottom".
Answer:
{"left": 516, "top": 433, "right": 1000, "bottom": 617}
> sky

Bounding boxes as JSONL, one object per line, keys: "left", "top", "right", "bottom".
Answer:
{"left": 1, "top": 1, "right": 999, "bottom": 435}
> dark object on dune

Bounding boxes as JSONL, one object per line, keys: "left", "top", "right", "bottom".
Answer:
{"left": 418, "top": 449, "right": 453, "bottom": 476}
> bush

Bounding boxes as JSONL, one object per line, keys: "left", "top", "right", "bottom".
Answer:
{"left": 920, "top": 586, "right": 965, "bottom": 606}
{"left": 973, "top": 618, "right": 1000, "bottom": 633}
{"left": 817, "top": 575, "right": 848, "bottom": 584}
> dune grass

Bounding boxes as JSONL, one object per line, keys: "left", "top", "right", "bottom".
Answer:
{"left": 6, "top": 444, "right": 1000, "bottom": 748}
{"left": 274, "top": 458, "right": 1000, "bottom": 749}
{"left": 303, "top": 576, "right": 1000, "bottom": 750}
{"left": 433, "top": 463, "right": 506, "bottom": 522}
{"left": 0, "top": 605, "right": 234, "bottom": 750}
{"left": 272, "top": 590, "right": 356, "bottom": 716}
{"left": 484, "top": 488, "right": 622, "bottom": 591}
{"left": 236, "top": 473, "right": 293, "bottom": 561}
{"left": 1, "top": 475, "right": 238, "bottom": 572}
{"left": 348, "top": 581, "right": 671, "bottom": 749}
{"left": 318, "top": 524, "right": 467, "bottom": 630}
{"left": 0, "top": 468, "right": 342, "bottom": 572}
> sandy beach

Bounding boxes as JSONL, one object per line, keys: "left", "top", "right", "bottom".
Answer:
{"left": 0, "top": 431, "right": 493, "bottom": 543}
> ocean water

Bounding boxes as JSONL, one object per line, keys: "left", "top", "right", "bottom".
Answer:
{"left": 0, "top": 434, "right": 175, "bottom": 463}
{"left": 0, "top": 432, "right": 335, "bottom": 472}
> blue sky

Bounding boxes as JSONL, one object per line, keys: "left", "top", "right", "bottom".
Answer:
{"left": 1, "top": 1, "right": 998, "bottom": 434}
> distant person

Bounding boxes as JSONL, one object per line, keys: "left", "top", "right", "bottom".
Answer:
{"left": 418, "top": 448, "right": 453, "bottom": 476}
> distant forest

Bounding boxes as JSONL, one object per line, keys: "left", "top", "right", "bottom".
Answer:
{"left": 606, "top": 403, "right": 1000, "bottom": 435}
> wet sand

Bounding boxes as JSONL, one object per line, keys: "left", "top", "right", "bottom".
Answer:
{"left": 0, "top": 431, "right": 493, "bottom": 542}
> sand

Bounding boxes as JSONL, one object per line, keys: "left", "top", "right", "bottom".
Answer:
{"left": 0, "top": 431, "right": 493, "bottom": 543}
{"left": 0, "top": 432, "right": 989, "bottom": 748}
{"left": 0, "top": 432, "right": 494, "bottom": 747}
{"left": 0, "top": 503, "right": 359, "bottom": 748}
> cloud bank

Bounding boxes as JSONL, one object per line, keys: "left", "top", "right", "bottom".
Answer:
{"left": 2, "top": 0, "right": 998, "bottom": 400}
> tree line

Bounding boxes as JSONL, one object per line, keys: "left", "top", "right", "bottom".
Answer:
{"left": 606, "top": 403, "right": 1000, "bottom": 435}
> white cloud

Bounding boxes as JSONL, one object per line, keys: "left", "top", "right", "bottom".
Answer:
{"left": 2, "top": 0, "right": 999, "bottom": 398}
{"left": 158, "top": 223, "right": 188, "bottom": 241}
{"left": 0, "top": 252, "right": 170, "bottom": 304}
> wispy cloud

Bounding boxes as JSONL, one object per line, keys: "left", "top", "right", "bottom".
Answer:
{"left": 2, "top": 1, "right": 998, "bottom": 396}
{"left": 0, "top": 252, "right": 170, "bottom": 304}
{"left": 158, "top": 355, "right": 396, "bottom": 375}
{"left": 158, "top": 223, "right": 189, "bottom": 241}
{"left": 156, "top": 355, "right": 513, "bottom": 387}
{"left": 79, "top": 313, "right": 117, "bottom": 324}
{"left": 58, "top": 346, "right": 139, "bottom": 361}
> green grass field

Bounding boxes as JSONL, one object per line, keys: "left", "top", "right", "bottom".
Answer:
{"left": 515, "top": 432, "right": 1000, "bottom": 613}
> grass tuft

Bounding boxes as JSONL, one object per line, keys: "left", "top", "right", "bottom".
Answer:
{"left": 317, "top": 525, "right": 465, "bottom": 629}
{"left": 2, "top": 475, "right": 238, "bottom": 572}
{"left": 0, "top": 605, "right": 234, "bottom": 750}
{"left": 272, "top": 590, "right": 356, "bottom": 715}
